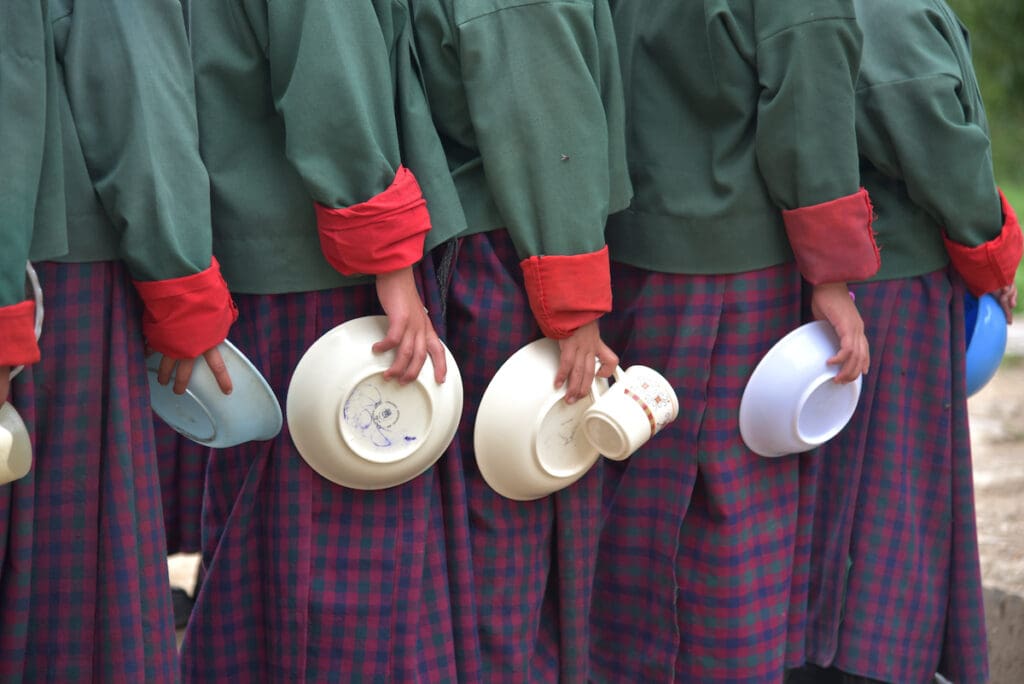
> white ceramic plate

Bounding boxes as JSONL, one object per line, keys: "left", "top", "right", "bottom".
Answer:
{"left": 739, "top": 321, "right": 862, "bottom": 457}
{"left": 147, "top": 339, "right": 282, "bottom": 448}
{"left": 474, "top": 338, "right": 608, "bottom": 501}
{"left": 286, "top": 315, "right": 463, "bottom": 490}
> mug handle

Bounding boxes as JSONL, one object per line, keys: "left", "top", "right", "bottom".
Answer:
{"left": 587, "top": 364, "right": 626, "bottom": 403}
{"left": 9, "top": 262, "right": 44, "bottom": 382}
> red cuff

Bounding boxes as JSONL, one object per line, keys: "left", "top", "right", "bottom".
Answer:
{"left": 521, "top": 246, "right": 612, "bottom": 339}
{"left": 782, "top": 188, "right": 880, "bottom": 285}
{"left": 132, "top": 257, "right": 238, "bottom": 359}
{"left": 315, "top": 165, "right": 431, "bottom": 276}
{"left": 0, "top": 300, "right": 41, "bottom": 368}
{"left": 944, "top": 188, "right": 1024, "bottom": 296}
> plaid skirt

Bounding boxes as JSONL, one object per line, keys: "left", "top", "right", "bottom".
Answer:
{"left": 444, "top": 230, "right": 604, "bottom": 683}
{"left": 803, "top": 271, "right": 988, "bottom": 684}
{"left": 179, "top": 260, "right": 462, "bottom": 683}
{"left": 0, "top": 261, "right": 178, "bottom": 683}
{"left": 590, "top": 260, "right": 811, "bottom": 684}
{"left": 156, "top": 421, "right": 207, "bottom": 556}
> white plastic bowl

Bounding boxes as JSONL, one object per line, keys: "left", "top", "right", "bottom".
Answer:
{"left": 474, "top": 338, "right": 609, "bottom": 501}
{"left": 286, "top": 315, "right": 463, "bottom": 490}
{"left": 0, "top": 402, "right": 32, "bottom": 485}
{"left": 738, "top": 320, "right": 862, "bottom": 457}
{"left": 146, "top": 339, "right": 282, "bottom": 448}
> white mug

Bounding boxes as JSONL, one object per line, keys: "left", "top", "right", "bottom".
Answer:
{"left": 583, "top": 365, "right": 679, "bottom": 461}
{"left": 0, "top": 403, "right": 32, "bottom": 485}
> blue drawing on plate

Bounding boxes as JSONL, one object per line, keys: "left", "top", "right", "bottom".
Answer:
{"left": 343, "top": 383, "right": 417, "bottom": 448}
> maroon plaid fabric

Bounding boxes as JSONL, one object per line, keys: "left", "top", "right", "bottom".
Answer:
{"left": 179, "top": 259, "right": 462, "bottom": 682}
{"left": 0, "top": 261, "right": 178, "bottom": 683}
{"left": 590, "top": 261, "right": 809, "bottom": 683}
{"left": 802, "top": 271, "right": 988, "bottom": 684}
{"left": 155, "top": 421, "right": 208, "bottom": 555}
{"left": 444, "top": 230, "right": 604, "bottom": 683}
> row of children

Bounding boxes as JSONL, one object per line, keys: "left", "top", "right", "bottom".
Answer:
{"left": 2, "top": 0, "right": 1020, "bottom": 682}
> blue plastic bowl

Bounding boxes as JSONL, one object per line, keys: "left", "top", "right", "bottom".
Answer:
{"left": 964, "top": 293, "right": 1008, "bottom": 397}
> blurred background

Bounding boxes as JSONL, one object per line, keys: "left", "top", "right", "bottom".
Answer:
{"left": 949, "top": 0, "right": 1024, "bottom": 307}
{"left": 946, "top": 4, "right": 1024, "bottom": 681}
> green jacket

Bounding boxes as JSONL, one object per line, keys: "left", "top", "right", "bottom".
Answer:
{"left": 44, "top": 0, "right": 219, "bottom": 282}
{"left": 606, "top": 0, "right": 866, "bottom": 275}
{"left": 0, "top": 0, "right": 63, "bottom": 308}
{"left": 853, "top": 0, "right": 1003, "bottom": 281}
{"left": 409, "top": 0, "right": 632, "bottom": 260}
{"left": 189, "top": 0, "right": 464, "bottom": 294}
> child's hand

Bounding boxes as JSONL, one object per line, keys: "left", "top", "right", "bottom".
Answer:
{"left": 153, "top": 346, "right": 234, "bottom": 396}
{"left": 374, "top": 267, "right": 447, "bottom": 384}
{"left": 810, "top": 282, "right": 870, "bottom": 383}
{"left": 995, "top": 283, "right": 1017, "bottom": 324}
{"left": 553, "top": 320, "right": 618, "bottom": 404}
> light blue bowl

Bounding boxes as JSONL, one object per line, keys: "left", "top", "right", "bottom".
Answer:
{"left": 964, "top": 293, "right": 1008, "bottom": 397}
{"left": 146, "top": 339, "right": 282, "bottom": 447}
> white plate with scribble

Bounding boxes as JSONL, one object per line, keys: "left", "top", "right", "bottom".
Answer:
{"left": 286, "top": 315, "right": 463, "bottom": 490}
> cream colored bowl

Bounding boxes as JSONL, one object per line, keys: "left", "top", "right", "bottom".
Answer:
{"left": 287, "top": 316, "right": 462, "bottom": 490}
{"left": 739, "top": 321, "right": 862, "bottom": 457}
{"left": 474, "top": 338, "right": 609, "bottom": 501}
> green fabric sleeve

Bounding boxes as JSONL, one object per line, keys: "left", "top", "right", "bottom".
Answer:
{"left": 249, "top": 0, "right": 405, "bottom": 209}
{"left": 857, "top": 76, "right": 1001, "bottom": 247}
{"left": 458, "top": 0, "right": 616, "bottom": 259}
{"left": 853, "top": 0, "right": 1003, "bottom": 248}
{"left": 57, "top": 0, "right": 213, "bottom": 281}
{"left": 754, "top": 12, "right": 864, "bottom": 210}
{"left": 392, "top": 0, "right": 466, "bottom": 249}
{"left": 0, "top": 1, "right": 48, "bottom": 306}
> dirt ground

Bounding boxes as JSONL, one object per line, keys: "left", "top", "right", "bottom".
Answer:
{"left": 966, "top": 343, "right": 1024, "bottom": 684}
{"left": 170, "top": 337, "right": 1024, "bottom": 680}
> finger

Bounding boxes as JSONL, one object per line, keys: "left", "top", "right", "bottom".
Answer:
{"left": 554, "top": 346, "right": 575, "bottom": 390}
{"left": 173, "top": 359, "right": 195, "bottom": 395}
{"left": 561, "top": 356, "right": 585, "bottom": 403}
{"left": 834, "top": 359, "right": 856, "bottom": 384}
{"left": 385, "top": 329, "right": 420, "bottom": 384}
{"left": 834, "top": 341, "right": 865, "bottom": 384}
{"left": 826, "top": 345, "right": 851, "bottom": 368}
{"left": 372, "top": 316, "right": 407, "bottom": 356}
{"left": 595, "top": 348, "right": 619, "bottom": 378}
{"left": 157, "top": 355, "right": 178, "bottom": 387}
{"left": 400, "top": 329, "right": 428, "bottom": 384}
{"left": 205, "top": 349, "right": 233, "bottom": 395}
{"left": 828, "top": 341, "right": 857, "bottom": 383}
{"left": 565, "top": 352, "right": 593, "bottom": 404}
{"left": 0, "top": 366, "right": 10, "bottom": 404}
{"left": 426, "top": 336, "right": 447, "bottom": 384}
